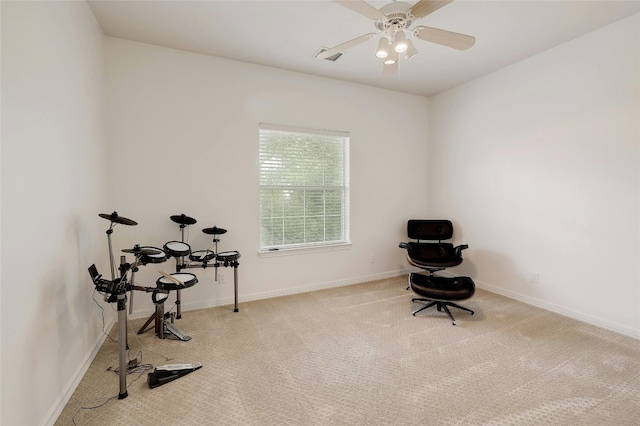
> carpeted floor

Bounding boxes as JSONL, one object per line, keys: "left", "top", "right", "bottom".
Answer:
{"left": 56, "top": 276, "right": 640, "bottom": 425}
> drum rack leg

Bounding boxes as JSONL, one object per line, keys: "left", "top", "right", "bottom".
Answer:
{"left": 156, "top": 305, "right": 165, "bottom": 339}
{"left": 175, "top": 289, "right": 182, "bottom": 319}
{"left": 233, "top": 265, "right": 239, "bottom": 312}
{"left": 117, "top": 293, "right": 128, "bottom": 399}
{"left": 106, "top": 227, "right": 117, "bottom": 282}
{"left": 137, "top": 312, "right": 156, "bottom": 335}
{"left": 137, "top": 303, "right": 164, "bottom": 338}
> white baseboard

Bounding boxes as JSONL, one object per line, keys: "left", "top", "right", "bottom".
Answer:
{"left": 43, "top": 318, "right": 116, "bottom": 426}
{"left": 181, "top": 268, "right": 418, "bottom": 312}
{"left": 436, "top": 272, "right": 640, "bottom": 340}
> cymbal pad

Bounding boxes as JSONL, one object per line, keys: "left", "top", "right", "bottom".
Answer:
{"left": 170, "top": 214, "right": 197, "bottom": 225}
{"left": 202, "top": 226, "right": 227, "bottom": 235}
{"left": 99, "top": 212, "right": 137, "bottom": 226}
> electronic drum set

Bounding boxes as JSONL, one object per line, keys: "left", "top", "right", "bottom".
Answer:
{"left": 135, "top": 213, "right": 240, "bottom": 341}
{"left": 88, "top": 211, "right": 241, "bottom": 398}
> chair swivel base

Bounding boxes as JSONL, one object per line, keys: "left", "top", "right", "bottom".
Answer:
{"left": 409, "top": 273, "right": 475, "bottom": 326}
{"left": 411, "top": 299, "right": 474, "bottom": 325}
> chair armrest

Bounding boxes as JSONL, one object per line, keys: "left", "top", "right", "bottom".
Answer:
{"left": 454, "top": 244, "right": 469, "bottom": 257}
{"left": 399, "top": 242, "right": 408, "bottom": 250}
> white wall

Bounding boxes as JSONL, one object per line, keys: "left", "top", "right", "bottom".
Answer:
{"left": 428, "top": 14, "right": 640, "bottom": 337}
{"left": 103, "top": 37, "right": 430, "bottom": 317}
{"left": 1, "top": 2, "right": 108, "bottom": 425}
{"left": 3, "top": 3, "right": 636, "bottom": 425}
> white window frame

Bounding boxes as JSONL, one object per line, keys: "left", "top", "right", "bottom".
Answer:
{"left": 258, "top": 123, "right": 350, "bottom": 256}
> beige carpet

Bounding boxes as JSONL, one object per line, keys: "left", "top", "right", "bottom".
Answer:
{"left": 56, "top": 276, "right": 640, "bottom": 425}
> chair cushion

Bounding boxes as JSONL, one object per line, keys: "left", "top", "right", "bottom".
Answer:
{"left": 409, "top": 273, "right": 475, "bottom": 302}
{"left": 408, "top": 220, "right": 453, "bottom": 240}
{"left": 406, "top": 242, "right": 462, "bottom": 267}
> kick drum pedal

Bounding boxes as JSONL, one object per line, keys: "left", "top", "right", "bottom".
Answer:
{"left": 163, "top": 312, "right": 191, "bottom": 341}
{"left": 147, "top": 362, "right": 202, "bottom": 388}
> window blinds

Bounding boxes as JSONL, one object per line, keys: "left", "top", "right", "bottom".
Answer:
{"left": 259, "top": 123, "right": 350, "bottom": 249}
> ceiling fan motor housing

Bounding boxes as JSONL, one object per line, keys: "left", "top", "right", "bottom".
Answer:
{"left": 375, "top": 1, "right": 413, "bottom": 31}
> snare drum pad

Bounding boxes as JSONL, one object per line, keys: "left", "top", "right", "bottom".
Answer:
{"left": 156, "top": 272, "right": 198, "bottom": 290}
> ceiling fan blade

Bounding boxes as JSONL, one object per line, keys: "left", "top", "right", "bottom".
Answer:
{"left": 408, "top": 0, "right": 453, "bottom": 19}
{"left": 413, "top": 26, "right": 476, "bottom": 50}
{"left": 317, "top": 33, "right": 378, "bottom": 59}
{"left": 333, "top": 0, "right": 385, "bottom": 20}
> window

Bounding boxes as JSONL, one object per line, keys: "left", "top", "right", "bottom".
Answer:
{"left": 259, "top": 123, "right": 350, "bottom": 252}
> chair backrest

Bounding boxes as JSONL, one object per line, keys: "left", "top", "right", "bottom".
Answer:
{"left": 407, "top": 220, "right": 453, "bottom": 241}
{"left": 407, "top": 242, "right": 457, "bottom": 264}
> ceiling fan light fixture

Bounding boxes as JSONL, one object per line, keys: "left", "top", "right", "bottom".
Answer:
{"left": 393, "top": 30, "right": 408, "bottom": 53}
{"left": 383, "top": 50, "right": 398, "bottom": 65}
{"left": 375, "top": 36, "right": 391, "bottom": 59}
{"left": 383, "top": 59, "right": 399, "bottom": 76}
{"left": 404, "top": 39, "right": 418, "bottom": 60}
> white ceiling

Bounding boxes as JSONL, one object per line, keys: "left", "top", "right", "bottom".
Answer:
{"left": 88, "top": 0, "right": 640, "bottom": 97}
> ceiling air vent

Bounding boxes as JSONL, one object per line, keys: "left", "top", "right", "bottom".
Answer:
{"left": 315, "top": 47, "right": 343, "bottom": 62}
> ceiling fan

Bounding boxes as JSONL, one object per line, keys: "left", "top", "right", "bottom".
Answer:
{"left": 317, "top": 0, "right": 476, "bottom": 74}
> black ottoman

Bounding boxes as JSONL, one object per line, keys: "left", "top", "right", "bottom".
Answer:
{"left": 409, "top": 273, "right": 475, "bottom": 325}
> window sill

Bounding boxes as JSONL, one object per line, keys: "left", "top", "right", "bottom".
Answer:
{"left": 258, "top": 243, "right": 352, "bottom": 258}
